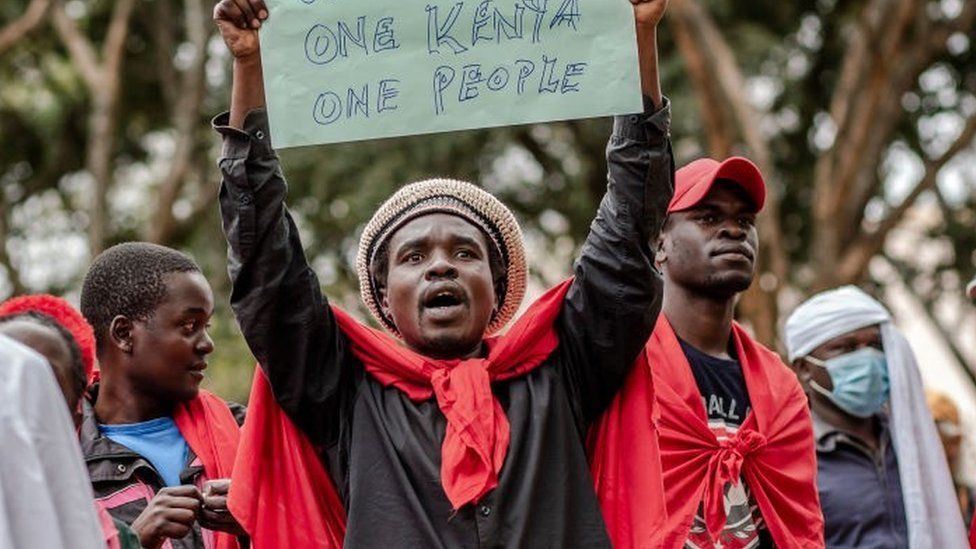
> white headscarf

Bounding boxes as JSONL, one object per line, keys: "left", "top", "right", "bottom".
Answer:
{"left": 784, "top": 286, "right": 967, "bottom": 549}
{"left": 0, "top": 335, "right": 105, "bottom": 549}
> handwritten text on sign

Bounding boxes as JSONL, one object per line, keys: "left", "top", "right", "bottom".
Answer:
{"left": 260, "top": 0, "right": 642, "bottom": 148}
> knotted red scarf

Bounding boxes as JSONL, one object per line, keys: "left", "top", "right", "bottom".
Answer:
{"left": 592, "top": 316, "right": 823, "bottom": 549}
{"left": 336, "top": 278, "right": 571, "bottom": 508}
{"left": 228, "top": 279, "right": 572, "bottom": 546}
{"left": 173, "top": 390, "right": 242, "bottom": 549}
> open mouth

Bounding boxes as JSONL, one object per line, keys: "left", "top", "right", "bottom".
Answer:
{"left": 427, "top": 292, "right": 463, "bottom": 309}
{"left": 422, "top": 285, "right": 468, "bottom": 321}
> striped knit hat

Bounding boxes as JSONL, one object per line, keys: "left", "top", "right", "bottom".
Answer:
{"left": 357, "top": 178, "right": 527, "bottom": 336}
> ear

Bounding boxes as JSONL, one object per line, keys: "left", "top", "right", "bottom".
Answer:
{"left": 109, "top": 316, "right": 135, "bottom": 354}
{"left": 654, "top": 234, "right": 668, "bottom": 266}
{"left": 791, "top": 358, "right": 813, "bottom": 385}
{"left": 377, "top": 285, "right": 392, "bottom": 322}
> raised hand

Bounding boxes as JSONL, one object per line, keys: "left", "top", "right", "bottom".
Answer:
{"left": 213, "top": 0, "right": 269, "bottom": 59}
{"left": 631, "top": 0, "right": 669, "bottom": 28}
{"left": 131, "top": 485, "right": 204, "bottom": 549}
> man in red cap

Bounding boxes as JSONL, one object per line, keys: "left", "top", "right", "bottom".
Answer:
{"left": 589, "top": 157, "right": 824, "bottom": 548}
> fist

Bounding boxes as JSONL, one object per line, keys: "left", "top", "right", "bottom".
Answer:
{"left": 131, "top": 485, "right": 203, "bottom": 549}
{"left": 213, "top": 0, "right": 269, "bottom": 59}
{"left": 630, "top": 0, "right": 669, "bottom": 28}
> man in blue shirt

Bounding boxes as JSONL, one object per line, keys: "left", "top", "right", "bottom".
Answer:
{"left": 785, "top": 286, "right": 967, "bottom": 548}
{"left": 79, "top": 242, "right": 247, "bottom": 549}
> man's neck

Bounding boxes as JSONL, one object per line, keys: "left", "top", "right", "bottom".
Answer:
{"left": 94, "top": 367, "right": 171, "bottom": 425}
{"left": 662, "top": 284, "right": 736, "bottom": 359}
{"left": 811, "top": 394, "right": 880, "bottom": 450}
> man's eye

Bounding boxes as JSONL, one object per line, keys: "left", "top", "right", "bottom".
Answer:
{"left": 700, "top": 215, "right": 718, "bottom": 224}
{"left": 739, "top": 217, "right": 755, "bottom": 227}
{"left": 406, "top": 252, "right": 424, "bottom": 263}
{"left": 457, "top": 250, "right": 474, "bottom": 259}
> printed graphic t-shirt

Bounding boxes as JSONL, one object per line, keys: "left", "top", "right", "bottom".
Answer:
{"left": 680, "top": 338, "right": 774, "bottom": 549}
{"left": 100, "top": 416, "right": 189, "bottom": 487}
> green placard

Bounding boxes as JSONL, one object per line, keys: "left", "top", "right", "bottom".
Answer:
{"left": 260, "top": 0, "right": 642, "bottom": 148}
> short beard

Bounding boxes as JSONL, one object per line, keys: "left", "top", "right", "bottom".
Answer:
{"left": 417, "top": 333, "right": 485, "bottom": 360}
{"left": 694, "top": 272, "right": 754, "bottom": 299}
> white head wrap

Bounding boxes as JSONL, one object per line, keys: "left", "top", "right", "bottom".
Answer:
{"left": 784, "top": 286, "right": 968, "bottom": 549}
{"left": 0, "top": 335, "right": 105, "bottom": 549}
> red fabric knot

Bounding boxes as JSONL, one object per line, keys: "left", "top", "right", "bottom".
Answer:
{"left": 429, "top": 358, "right": 509, "bottom": 510}
{"left": 716, "top": 429, "right": 767, "bottom": 485}
{"left": 705, "top": 429, "right": 768, "bottom": 539}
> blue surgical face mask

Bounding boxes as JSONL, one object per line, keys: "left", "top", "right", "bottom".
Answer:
{"left": 805, "top": 347, "right": 890, "bottom": 418}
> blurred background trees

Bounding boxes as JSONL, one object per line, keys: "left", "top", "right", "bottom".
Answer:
{"left": 1, "top": 0, "right": 975, "bottom": 403}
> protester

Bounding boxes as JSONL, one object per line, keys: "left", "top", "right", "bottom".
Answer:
{"left": 927, "top": 390, "right": 976, "bottom": 524}
{"left": 590, "top": 157, "right": 824, "bottom": 548}
{"left": 0, "top": 334, "right": 106, "bottom": 549}
{"left": 79, "top": 242, "right": 246, "bottom": 549}
{"left": 785, "top": 285, "right": 968, "bottom": 548}
{"left": 211, "top": 0, "right": 673, "bottom": 546}
{"left": 0, "top": 295, "right": 142, "bottom": 549}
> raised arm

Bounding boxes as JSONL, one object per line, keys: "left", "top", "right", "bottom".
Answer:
{"left": 558, "top": 0, "right": 673, "bottom": 422}
{"left": 213, "top": 0, "right": 354, "bottom": 445}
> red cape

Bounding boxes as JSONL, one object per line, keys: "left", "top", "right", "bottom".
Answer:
{"left": 969, "top": 514, "right": 976, "bottom": 547}
{"left": 587, "top": 337, "right": 667, "bottom": 549}
{"left": 173, "top": 390, "right": 242, "bottom": 549}
{"left": 229, "top": 280, "right": 572, "bottom": 547}
{"left": 591, "top": 316, "right": 824, "bottom": 549}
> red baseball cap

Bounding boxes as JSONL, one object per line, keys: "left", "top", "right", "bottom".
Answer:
{"left": 668, "top": 156, "right": 766, "bottom": 214}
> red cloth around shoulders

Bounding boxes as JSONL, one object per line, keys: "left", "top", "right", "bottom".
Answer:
{"left": 227, "top": 280, "right": 573, "bottom": 548}
{"left": 590, "top": 316, "right": 824, "bottom": 549}
{"left": 173, "top": 390, "right": 242, "bottom": 549}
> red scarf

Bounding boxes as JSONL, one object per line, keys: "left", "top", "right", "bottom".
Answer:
{"left": 173, "top": 390, "right": 242, "bottom": 549}
{"left": 228, "top": 368, "right": 347, "bottom": 548}
{"left": 969, "top": 514, "right": 976, "bottom": 547}
{"left": 228, "top": 279, "right": 572, "bottom": 545}
{"left": 592, "top": 316, "right": 823, "bottom": 549}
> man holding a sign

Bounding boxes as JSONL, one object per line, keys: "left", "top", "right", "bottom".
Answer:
{"left": 212, "top": 0, "right": 671, "bottom": 545}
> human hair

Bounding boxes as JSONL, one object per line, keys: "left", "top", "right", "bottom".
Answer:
{"left": 80, "top": 242, "right": 200, "bottom": 352}
{"left": 0, "top": 311, "right": 86, "bottom": 398}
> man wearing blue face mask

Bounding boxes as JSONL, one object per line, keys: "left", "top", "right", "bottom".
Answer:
{"left": 784, "top": 286, "right": 967, "bottom": 549}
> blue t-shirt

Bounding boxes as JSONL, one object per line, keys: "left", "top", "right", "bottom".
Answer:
{"left": 100, "top": 416, "right": 189, "bottom": 487}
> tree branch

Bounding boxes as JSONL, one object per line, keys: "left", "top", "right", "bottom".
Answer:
{"left": 148, "top": 0, "right": 210, "bottom": 244}
{"left": 837, "top": 113, "right": 976, "bottom": 281}
{"left": 101, "top": 0, "right": 136, "bottom": 90}
{"left": 50, "top": 0, "right": 101, "bottom": 90}
{"left": 0, "top": 0, "right": 50, "bottom": 56}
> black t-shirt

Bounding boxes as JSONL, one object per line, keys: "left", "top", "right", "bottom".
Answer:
{"left": 680, "top": 339, "right": 775, "bottom": 549}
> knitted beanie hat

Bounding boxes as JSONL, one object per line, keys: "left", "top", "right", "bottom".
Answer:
{"left": 357, "top": 178, "right": 527, "bottom": 336}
